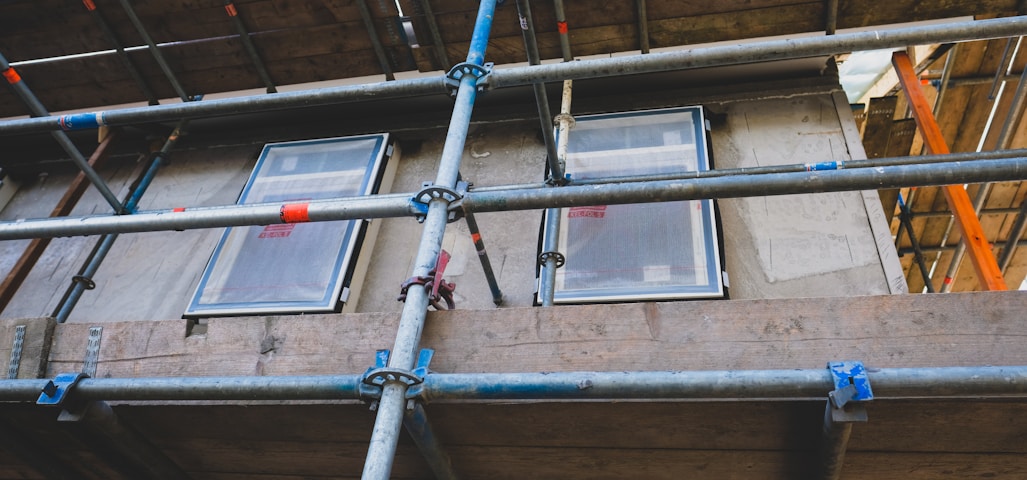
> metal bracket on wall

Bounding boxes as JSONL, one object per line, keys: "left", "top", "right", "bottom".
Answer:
{"left": 83, "top": 326, "right": 102, "bottom": 378}
{"left": 37, "top": 372, "right": 89, "bottom": 406}
{"left": 827, "top": 360, "right": 874, "bottom": 423}
{"left": 6, "top": 325, "right": 25, "bottom": 379}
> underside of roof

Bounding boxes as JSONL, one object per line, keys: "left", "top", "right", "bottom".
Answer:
{"left": 0, "top": 0, "right": 1022, "bottom": 117}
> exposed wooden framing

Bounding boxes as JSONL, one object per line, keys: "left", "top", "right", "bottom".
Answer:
{"left": 901, "top": 39, "right": 996, "bottom": 293}
{"left": 3, "top": 0, "right": 1023, "bottom": 116}
{"left": 859, "top": 96, "right": 914, "bottom": 223}
{"left": 892, "top": 51, "right": 1007, "bottom": 291}
{"left": 0, "top": 131, "right": 118, "bottom": 313}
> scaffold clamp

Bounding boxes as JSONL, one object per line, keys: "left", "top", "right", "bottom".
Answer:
{"left": 445, "top": 62, "right": 493, "bottom": 95}
{"left": 359, "top": 349, "right": 435, "bottom": 408}
{"left": 411, "top": 181, "right": 467, "bottom": 223}
{"left": 37, "top": 372, "right": 88, "bottom": 406}
{"left": 827, "top": 361, "right": 873, "bottom": 423}
{"left": 398, "top": 250, "right": 457, "bottom": 310}
{"left": 539, "top": 251, "right": 566, "bottom": 268}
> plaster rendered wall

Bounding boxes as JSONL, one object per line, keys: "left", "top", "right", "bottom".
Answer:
{"left": 0, "top": 90, "right": 903, "bottom": 323}
{"left": 707, "top": 91, "right": 905, "bottom": 298}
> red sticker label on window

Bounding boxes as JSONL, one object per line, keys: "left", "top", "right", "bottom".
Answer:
{"left": 259, "top": 224, "right": 296, "bottom": 238}
{"left": 568, "top": 206, "right": 606, "bottom": 219}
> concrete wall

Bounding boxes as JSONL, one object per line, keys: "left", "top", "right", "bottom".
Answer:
{"left": 0, "top": 88, "right": 904, "bottom": 323}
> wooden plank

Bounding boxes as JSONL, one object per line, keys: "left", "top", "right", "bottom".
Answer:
{"left": 0, "top": 318, "right": 54, "bottom": 380}
{"left": 861, "top": 97, "right": 899, "bottom": 158}
{"left": 893, "top": 51, "right": 1007, "bottom": 290}
{"left": 0, "top": 132, "right": 118, "bottom": 312}
{"left": 43, "top": 292, "right": 1027, "bottom": 377}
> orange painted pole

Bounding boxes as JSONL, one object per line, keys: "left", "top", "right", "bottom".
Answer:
{"left": 891, "top": 51, "right": 1007, "bottom": 290}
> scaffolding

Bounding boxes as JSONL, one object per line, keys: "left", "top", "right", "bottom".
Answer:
{"left": 0, "top": 3, "right": 1026, "bottom": 480}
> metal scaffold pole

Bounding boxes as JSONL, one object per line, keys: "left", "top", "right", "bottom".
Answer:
{"left": 3, "top": 17, "right": 1027, "bottom": 136}
{"left": 0, "top": 366, "right": 1025, "bottom": 402}
{"left": 361, "top": 2, "right": 497, "bottom": 478}
{"left": 0, "top": 155, "right": 1026, "bottom": 241}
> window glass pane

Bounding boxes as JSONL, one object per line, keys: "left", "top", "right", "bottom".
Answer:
{"left": 185, "top": 134, "right": 388, "bottom": 317}
{"left": 547, "top": 107, "right": 722, "bottom": 303}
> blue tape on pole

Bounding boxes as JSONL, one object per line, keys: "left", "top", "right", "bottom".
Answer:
{"left": 410, "top": 198, "right": 429, "bottom": 215}
{"left": 828, "top": 361, "right": 874, "bottom": 401}
{"left": 805, "top": 161, "right": 840, "bottom": 171}
{"left": 58, "top": 112, "right": 107, "bottom": 131}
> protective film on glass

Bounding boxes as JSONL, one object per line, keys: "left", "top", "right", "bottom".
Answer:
{"left": 185, "top": 134, "right": 389, "bottom": 317}
{"left": 545, "top": 107, "right": 723, "bottom": 303}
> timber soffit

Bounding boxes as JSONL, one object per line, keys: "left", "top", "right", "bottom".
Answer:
{"left": 0, "top": 0, "right": 1023, "bottom": 117}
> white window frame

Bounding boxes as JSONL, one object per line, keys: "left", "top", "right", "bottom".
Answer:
{"left": 185, "top": 133, "right": 391, "bottom": 317}
{"left": 541, "top": 106, "right": 724, "bottom": 304}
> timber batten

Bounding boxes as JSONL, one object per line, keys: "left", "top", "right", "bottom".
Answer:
{"left": 34, "top": 291, "right": 1027, "bottom": 378}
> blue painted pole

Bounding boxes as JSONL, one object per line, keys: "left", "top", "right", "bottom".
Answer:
{"left": 53, "top": 119, "right": 190, "bottom": 323}
{"left": 360, "top": 2, "right": 496, "bottom": 479}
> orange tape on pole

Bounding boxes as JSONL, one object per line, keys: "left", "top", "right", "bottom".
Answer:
{"left": 557, "top": 21, "right": 568, "bottom": 34}
{"left": 2, "top": 67, "right": 21, "bottom": 84}
{"left": 225, "top": 3, "right": 238, "bottom": 16}
{"left": 82, "top": 0, "right": 97, "bottom": 10}
{"left": 280, "top": 203, "right": 310, "bottom": 223}
{"left": 892, "top": 51, "right": 1007, "bottom": 291}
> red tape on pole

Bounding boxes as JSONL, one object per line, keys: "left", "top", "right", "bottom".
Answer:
{"left": 280, "top": 203, "right": 310, "bottom": 223}
{"left": 225, "top": 3, "right": 238, "bottom": 16}
{"left": 557, "top": 21, "right": 569, "bottom": 34}
{"left": 82, "top": 0, "right": 97, "bottom": 11}
{"left": 2, "top": 68, "right": 21, "bottom": 85}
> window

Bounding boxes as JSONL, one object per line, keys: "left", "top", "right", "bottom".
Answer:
{"left": 541, "top": 107, "right": 723, "bottom": 303}
{"left": 185, "top": 134, "right": 392, "bottom": 317}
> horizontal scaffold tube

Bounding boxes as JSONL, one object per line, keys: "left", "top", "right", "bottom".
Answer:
{"left": 0, "top": 366, "right": 1024, "bottom": 403}
{"left": 0, "top": 156, "right": 1024, "bottom": 241}
{"left": 2, "top": 16, "right": 1027, "bottom": 136}
{"left": 463, "top": 157, "right": 1027, "bottom": 213}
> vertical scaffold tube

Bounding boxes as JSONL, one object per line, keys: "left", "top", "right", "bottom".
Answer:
{"left": 514, "top": 0, "right": 563, "bottom": 181}
{"left": 360, "top": 2, "right": 497, "bottom": 479}
{"left": 539, "top": 80, "right": 573, "bottom": 306}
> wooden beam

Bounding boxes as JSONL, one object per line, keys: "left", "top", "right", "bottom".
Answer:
{"left": 0, "top": 131, "right": 118, "bottom": 313}
{"left": 892, "top": 51, "right": 1007, "bottom": 291}
{"left": 44, "top": 292, "right": 1027, "bottom": 378}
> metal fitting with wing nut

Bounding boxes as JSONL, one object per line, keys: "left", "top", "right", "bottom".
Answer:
{"left": 397, "top": 249, "right": 457, "bottom": 310}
